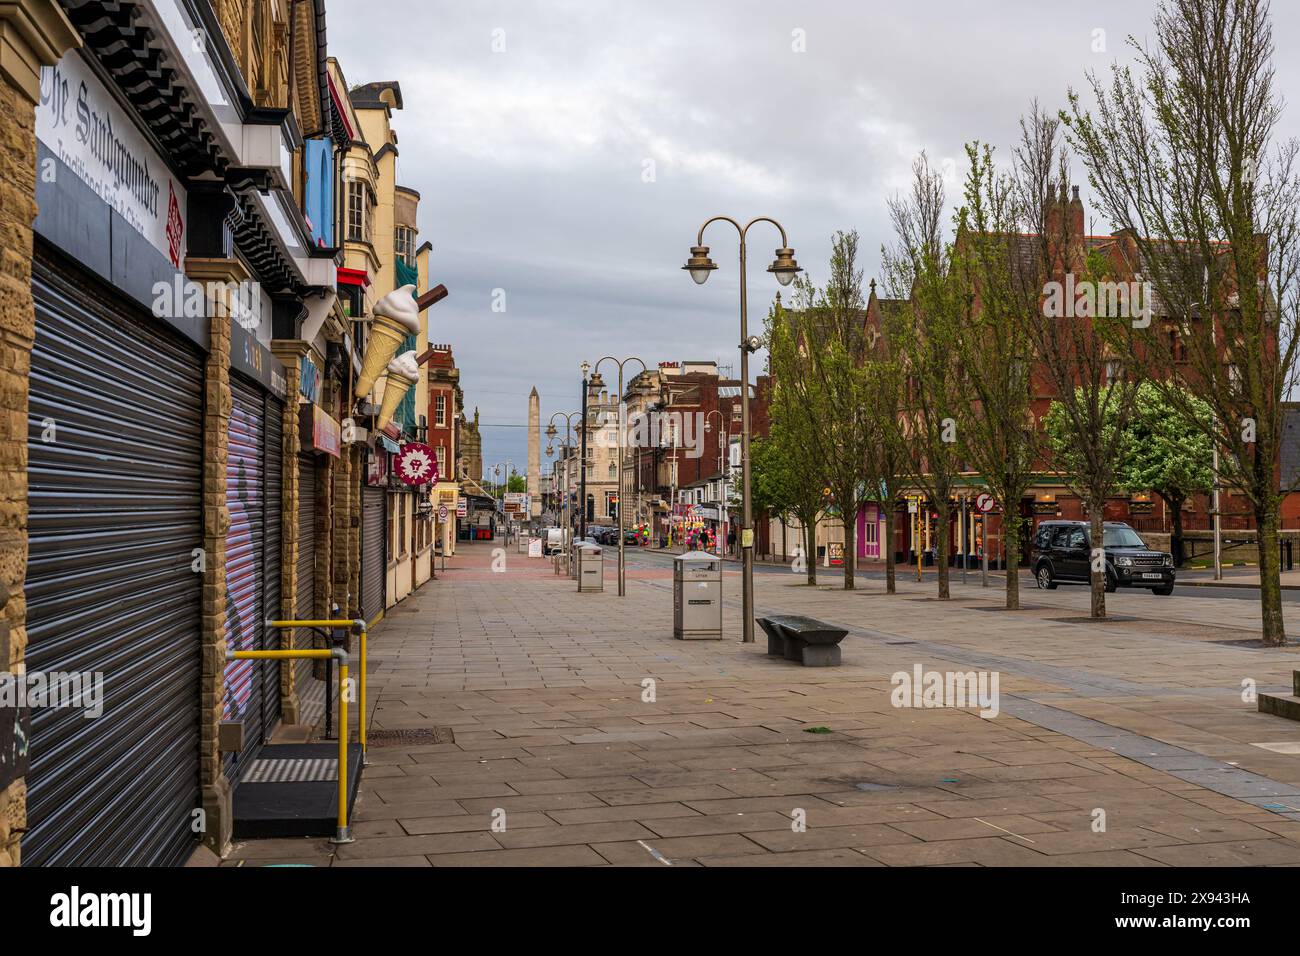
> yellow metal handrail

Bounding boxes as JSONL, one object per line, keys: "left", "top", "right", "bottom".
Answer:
{"left": 226, "top": 617, "right": 369, "bottom": 845}
{"left": 267, "top": 618, "right": 369, "bottom": 758}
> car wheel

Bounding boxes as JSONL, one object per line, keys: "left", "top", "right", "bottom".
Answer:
{"left": 1036, "top": 564, "right": 1057, "bottom": 590}
{"left": 1104, "top": 571, "right": 1117, "bottom": 593}
{"left": 1152, "top": 583, "right": 1174, "bottom": 596}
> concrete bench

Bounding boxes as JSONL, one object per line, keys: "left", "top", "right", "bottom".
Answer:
{"left": 756, "top": 615, "right": 848, "bottom": 667}
{"left": 1259, "top": 670, "right": 1300, "bottom": 722}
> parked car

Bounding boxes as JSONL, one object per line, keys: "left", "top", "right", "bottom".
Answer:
{"left": 1031, "top": 520, "right": 1175, "bottom": 595}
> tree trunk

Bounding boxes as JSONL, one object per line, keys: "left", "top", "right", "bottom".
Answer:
{"left": 1004, "top": 509, "right": 1020, "bottom": 610}
{"left": 804, "top": 518, "right": 817, "bottom": 586}
{"left": 936, "top": 501, "right": 951, "bottom": 599}
{"left": 1088, "top": 502, "right": 1106, "bottom": 619}
{"left": 1164, "top": 493, "right": 1186, "bottom": 567}
{"left": 1256, "top": 503, "right": 1286, "bottom": 646}
{"left": 884, "top": 505, "right": 897, "bottom": 594}
{"left": 842, "top": 513, "right": 856, "bottom": 590}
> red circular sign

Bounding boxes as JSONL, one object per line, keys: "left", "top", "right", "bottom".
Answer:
{"left": 975, "top": 492, "right": 996, "bottom": 513}
{"left": 395, "top": 442, "right": 439, "bottom": 486}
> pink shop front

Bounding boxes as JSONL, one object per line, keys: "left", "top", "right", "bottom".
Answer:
{"left": 856, "top": 504, "right": 887, "bottom": 560}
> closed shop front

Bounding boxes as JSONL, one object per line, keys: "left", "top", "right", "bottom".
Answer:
{"left": 223, "top": 374, "right": 284, "bottom": 782}
{"left": 296, "top": 453, "right": 318, "bottom": 695}
{"left": 362, "top": 483, "right": 386, "bottom": 625}
{"left": 23, "top": 249, "right": 203, "bottom": 866}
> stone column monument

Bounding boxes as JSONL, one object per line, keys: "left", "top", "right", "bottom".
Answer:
{"left": 528, "top": 386, "right": 541, "bottom": 521}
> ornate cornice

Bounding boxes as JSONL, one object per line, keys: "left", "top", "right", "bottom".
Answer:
{"left": 0, "top": 0, "right": 79, "bottom": 102}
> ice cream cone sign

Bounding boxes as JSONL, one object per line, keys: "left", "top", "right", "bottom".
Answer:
{"left": 376, "top": 350, "right": 420, "bottom": 432}
{"left": 354, "top": 283, "right": 449, "bottom": 400}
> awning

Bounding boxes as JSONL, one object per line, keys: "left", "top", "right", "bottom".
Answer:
{"left": 379, "top": 435, "right": 401, "bottom": 454}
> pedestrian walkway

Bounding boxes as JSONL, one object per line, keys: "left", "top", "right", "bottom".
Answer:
{"left": 225, "top": 541, "right": 1300, "bottom": 866}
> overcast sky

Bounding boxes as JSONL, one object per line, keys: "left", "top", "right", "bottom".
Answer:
{"left": 328, "top": 0, "right": 1300, "bottom": 481}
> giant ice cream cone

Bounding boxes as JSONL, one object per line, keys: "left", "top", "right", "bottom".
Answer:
{"left": 355, "top": 284, "right": 420, "bottom": 398}
{"left": 376, "top": 350, "right": 420, "bottom": 432}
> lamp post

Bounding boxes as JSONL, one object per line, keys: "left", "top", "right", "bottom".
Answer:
{"left": 580, "top": 362, "right": 590, "bottom": 542}
{"left": 547, "top": 412, "right": 581, "bottom": 572}
{"left": 703, "top": 409, "right": 729, "bottom": 557}
{"left": 589, "top": 355, "right": 648, "bottom": 597}
{"left": 684, "top": 217, "right": 800, "bottom": 643}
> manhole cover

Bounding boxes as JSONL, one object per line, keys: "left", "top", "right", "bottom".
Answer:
{"left": 368, "top": 727, "right": 455, "bottom": 747}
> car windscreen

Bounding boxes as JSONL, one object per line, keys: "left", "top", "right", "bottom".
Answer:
{"left": 1101, "top": 527, "right": 1147, "bottom": 548}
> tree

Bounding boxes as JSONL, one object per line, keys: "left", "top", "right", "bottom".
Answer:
{"left": 1064, "top": 0, "right": 1300, "bottom": 644}
{"left": 863, "top": 354, "right": 908, "bottom": 594}
{"left": 776, "top": 231, "right": 876, "bottom": 589}
{"left": 1119, "top": 382, "right": 1215, "bottom": 563}
{"left": 1016, "top": 104, "right": 1145, "bottom": 618}
{"left": 948, "top": 142, "right": 1042, "bottom": 610}
{"left": 880, "top": 154, "right": 967, "bottom": 599}
{"left": 507, "top": 472, "right": 527, "bottom": 494}
{"left": 750, "top": 426, "right": 823, "bottom": 585}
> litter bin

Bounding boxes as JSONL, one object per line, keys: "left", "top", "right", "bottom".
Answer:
{"left": 673, "top": 550, "right": 722, "bottom": 640}
{"left": 577, "top": 543, "right": 604, "bottom": 592}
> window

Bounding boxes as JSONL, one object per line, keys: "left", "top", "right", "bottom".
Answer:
{"left": 387, "top": 495, "right": 396, "bottom": 565}
{"left": 436, "top": 445, "right": 446, "bottom": 477}
{"left": 347, "top": 180, "right": 367, "bottom": 242}
{"left": 395, "top": 225, "right": 415, "bottom": 265}
{"left": 398, "top": 497, "right": 408, "bottom": 557}
{"left": 435, "top": 394, "right": 446, "bottom": 426}
{"left": 608, "top": 462, "right": 616, "bottom": 480}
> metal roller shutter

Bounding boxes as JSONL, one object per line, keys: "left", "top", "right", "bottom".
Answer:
{"left": 361, "top": 484, "right": 386, "bottom": 625}
{"left": 224, "top": 376, "right": 267, "bottom": 781}
{"left": 295, "top": 454, "right": 317, "bottom": 694}
{"left": 24, "top": 251, "right": 202, "bottom": 867}
{"left": 263, "top": 397, "right": 283, "bottom": 734}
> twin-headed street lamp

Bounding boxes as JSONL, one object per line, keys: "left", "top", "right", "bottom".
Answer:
{"left": 587, "top": 354, "right": 648, "bottom": 597}
{"left": 546, "top": 411, "right": 582, "bottom": 571}
{"left": 703, "top": 409, "right": 730, "bottom": 557}
{"left": 683, "top": 217, "right": 800, "bottom": 643}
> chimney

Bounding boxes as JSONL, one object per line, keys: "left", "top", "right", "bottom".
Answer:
{"left": 1069, "top": 185, "right": 1085, "bottom": 239}
{"left": 1044, "top": 181, "right": 1063, "bottom": 240}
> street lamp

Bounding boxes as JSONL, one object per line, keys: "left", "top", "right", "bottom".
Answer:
{"left": 703, "top": 409, "right": 729, "bottom": 557}
{"left": 589, "top": 355, "right": 648, "bottom": 597}
{"left": 684, "top": 216, "right": 800, "bottom": 643}
{"left": 547, "top": 411, "right": 581, "bottom": 572}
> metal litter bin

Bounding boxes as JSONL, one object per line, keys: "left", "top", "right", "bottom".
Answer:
{"left": 673, "top": 550, "right": 722, "bottom": 640}
{"left": 577, "top": 542, "right": 604, "bottom": 592}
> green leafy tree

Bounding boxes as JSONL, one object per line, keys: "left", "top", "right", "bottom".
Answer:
{"left": 881, "top": 154, "right": 966, "bottom": 599}
{"left": 775, "top": 231, "right": 876, "bottom": 590}
{"left": 1064, "top": 0, "right": 1300, "bottom": 643}
{"left": 1119, "top": 382, "right": 1215, "bottom": 563}
{"left": 948, "top": 142, "right": 1042, "bottom": 610}
{"left": 751, "top": 425, "right": 823, "bottom": 584}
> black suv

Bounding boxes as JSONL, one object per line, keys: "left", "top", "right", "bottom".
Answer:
{"left": 1031, "top": 520, "right": 1175, "bottom": 595}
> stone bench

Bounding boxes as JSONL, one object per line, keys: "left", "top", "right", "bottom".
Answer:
{"left": 756, "top": 615, "right": 848, "bottom": 667}
{"left": 1258, "top": 670, "right": 1300, "bottom": 722}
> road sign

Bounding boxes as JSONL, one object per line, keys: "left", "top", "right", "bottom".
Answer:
{"left": 438, "top": 504, "right": 449, "bottom": 522}
{"left": 975, "top": 492, "right": 995, "bottom": 514}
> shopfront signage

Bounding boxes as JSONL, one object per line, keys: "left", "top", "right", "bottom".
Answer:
{"left": 37, "top": 53, "right": 187, "bottom": 267}
{"left": 395, "top": 442, "right": 438, "bottom": 486}
{"left": 299, "top": 403, "right": 340, "bottom": 458}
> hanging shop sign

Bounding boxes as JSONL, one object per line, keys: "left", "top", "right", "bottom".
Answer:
{"left": 456, "top": 496, "right": 468, "bottom": 517}
{"left": 395, "top": 442, "right": 438, "bottom": 486}
{"left": 37, "top": 53, "right": 187, "bottom": 267}
{"left": 299, "top": 403, "right": 340, "bottom": 457}
{"left": 299, "top": 354, "right": 322, "bottom": 403}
